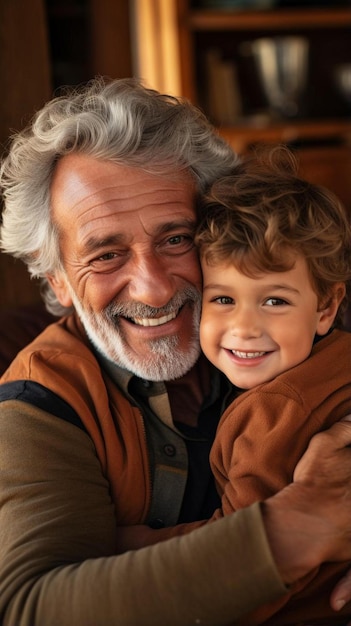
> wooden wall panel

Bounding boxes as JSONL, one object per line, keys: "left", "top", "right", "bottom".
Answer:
{"left": 0, "top": 0, "right": 52, "bottom": 310}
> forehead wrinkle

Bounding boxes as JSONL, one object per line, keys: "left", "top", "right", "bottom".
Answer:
{"left": 138, "top": 215, "right": 196, "bottom": 236}
{"left": 74, "top": 187, "right": 189, "bottom": 228}
{"left": 52, "top": 183, "right": 120, "bottom": 233}
{"left": 88, "top": 175, "right": 189, "bottom": 203}
{"left": 57, "top": 175, "right": 148, "bottom": 218}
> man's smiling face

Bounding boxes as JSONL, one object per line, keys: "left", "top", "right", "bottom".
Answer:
{"left": 47, "top": 153, "right": 202, "bottom": 380}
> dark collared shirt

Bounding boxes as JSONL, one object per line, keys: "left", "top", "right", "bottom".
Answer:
{"left": 100, "top": 354, "right": 233, "bottom": 527}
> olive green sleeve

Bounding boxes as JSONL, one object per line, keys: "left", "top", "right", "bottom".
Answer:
{"left": 0, "top": 401, "right": 287, "bottom": 626}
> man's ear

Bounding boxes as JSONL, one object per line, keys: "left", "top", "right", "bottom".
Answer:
{"left": 316, "top": 282, "right": 346, "bottom": 336}
{"left": 46, "top": 272, "right": 73, "bottom": 308}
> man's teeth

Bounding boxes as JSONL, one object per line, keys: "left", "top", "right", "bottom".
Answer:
{"left": 231, "top": 350, "right": 266, "bottom": 359}
{"left": 133, "top": 312, "right": 177, "bottom": 327}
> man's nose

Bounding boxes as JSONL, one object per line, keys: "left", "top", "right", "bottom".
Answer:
{"left": 128, "top": 253, "right": 175, "bottom": 307}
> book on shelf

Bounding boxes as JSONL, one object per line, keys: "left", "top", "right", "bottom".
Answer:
{"left": 205, "top": 48, "right": 243, "bottom": 125}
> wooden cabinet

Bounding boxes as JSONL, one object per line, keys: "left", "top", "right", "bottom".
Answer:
{"left": 174, "top": 3, "right": 351, "bottom": 112}
{"left": 0, "top": 0, "right": 52, "bottom": 310}
{"left": 132, "top": 0, "right": 351, "bottom": 210}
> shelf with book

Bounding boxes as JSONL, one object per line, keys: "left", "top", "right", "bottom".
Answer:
{"left": 185, "top": 10, "right": 350, "bottom": 122}
{"left": 132, "top": 1, "right": 351, "bottom": 206}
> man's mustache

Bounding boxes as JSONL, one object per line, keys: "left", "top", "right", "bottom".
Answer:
{"left": 105, "top": 286, "right": 201, "bottom": 321}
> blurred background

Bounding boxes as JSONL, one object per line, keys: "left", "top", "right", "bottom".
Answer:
{"left": 1, "top": 0, "right": 351, "bottom": 310}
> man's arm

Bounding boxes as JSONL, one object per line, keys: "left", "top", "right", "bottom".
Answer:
{"left": 0, "top": 401, "right": 286, "bottom": 626}
{"left": 1, "top": 404, "right": 351, "bottom": 625}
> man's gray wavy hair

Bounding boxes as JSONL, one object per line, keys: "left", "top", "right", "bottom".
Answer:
{"left": 0, "top": 77, "right": 238, "bottom": 316}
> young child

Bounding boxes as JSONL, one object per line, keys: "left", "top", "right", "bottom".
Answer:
{"left": 118, "top": 145, "right": 351, "bottom": 624}
{"left": 195, "top": 144, "right": 351, "bottom": 624}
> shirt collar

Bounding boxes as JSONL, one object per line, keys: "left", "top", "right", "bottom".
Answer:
{"left": 93, "top": 345, "right": 232, "bottom": 431}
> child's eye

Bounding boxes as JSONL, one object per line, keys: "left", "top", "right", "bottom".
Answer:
{"left": 265, "top": 297, "right": 288, "bottom": 306}
{"left": 212, "top": 296, "right": 234, "bottom": 305}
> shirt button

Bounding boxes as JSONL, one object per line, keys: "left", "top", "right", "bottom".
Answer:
{"left": 163, "top": 444, "right": 176, "bottom": 457}
{"left": 149, "top": 519, "right": 165, "bottom": 529}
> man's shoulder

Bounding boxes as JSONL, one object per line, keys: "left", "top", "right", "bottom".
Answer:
{"left": 0, "top": 313, "right": 109, "bottom": 419}
{"left": 1, "top": 313, "right": 94, "bottom": 378}
{"left": 0, "top": 379, "right": 86, "bottom": 432}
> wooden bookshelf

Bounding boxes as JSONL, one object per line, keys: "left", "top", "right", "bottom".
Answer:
{"left": 132, "top": 1, "right": 351, "bottom": 210}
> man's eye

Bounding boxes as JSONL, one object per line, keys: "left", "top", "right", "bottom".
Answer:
{"left": 89, "top": 251, "right": 125, "bottom": 273}
{"left": 163, "top": 234, "right": 194, "bottom": 254}
{"left": 168, "top": 234, "right": 193, "bottom": 245}
{"left": 97, "top": 252, "right": 117, "bottom": 262}
{"left": 168, "top": 235, "right": 183, "bottom": 244}
{"left": 265, "top": 297, "right": 288, "bottom": 306}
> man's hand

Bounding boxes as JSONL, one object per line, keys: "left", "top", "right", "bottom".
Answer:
{"left": 323, "top": 420, "right": 351, "bottom": 614}
{"left": 330, "top": 569, "right": 351, "bottom": 613}
{"left": 262, "top": 418, "right": 351, "bottom": 589}
{"left": 294, "top": 417, "right": 351, "bottom": 488}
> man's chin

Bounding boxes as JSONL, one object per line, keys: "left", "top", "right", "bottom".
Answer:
{"left": 75, "top": 304, "right": 201, "bottom": 380}
{"left": 116, "top": 346, "right": 201, "bottom": 381}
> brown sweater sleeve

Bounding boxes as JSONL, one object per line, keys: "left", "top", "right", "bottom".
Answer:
{"left": 0, "top": 400, "right": 287, "bottom": 626}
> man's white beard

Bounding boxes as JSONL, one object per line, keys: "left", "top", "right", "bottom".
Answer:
{"left": 67, "top": 285, "right": 202, "bottom": 381}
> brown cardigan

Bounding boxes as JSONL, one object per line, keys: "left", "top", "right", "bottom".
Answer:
{"left": 1, "top": 313, "right": 152, "bottom": 524}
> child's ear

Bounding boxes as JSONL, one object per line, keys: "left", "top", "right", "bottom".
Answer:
{"left": 316, "top": 283, "right": 346, "bottom": 336}
{"left": 46, "top": 271, "right": 73, "bottom": 308}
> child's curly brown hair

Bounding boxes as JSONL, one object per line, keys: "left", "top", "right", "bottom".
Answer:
{"left": 196, "top": 144, "right": 351, "bottom": 328}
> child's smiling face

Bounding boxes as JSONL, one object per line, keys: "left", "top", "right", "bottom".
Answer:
{"left": 200, "top": 254, "right": 342, "bottom": 390}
